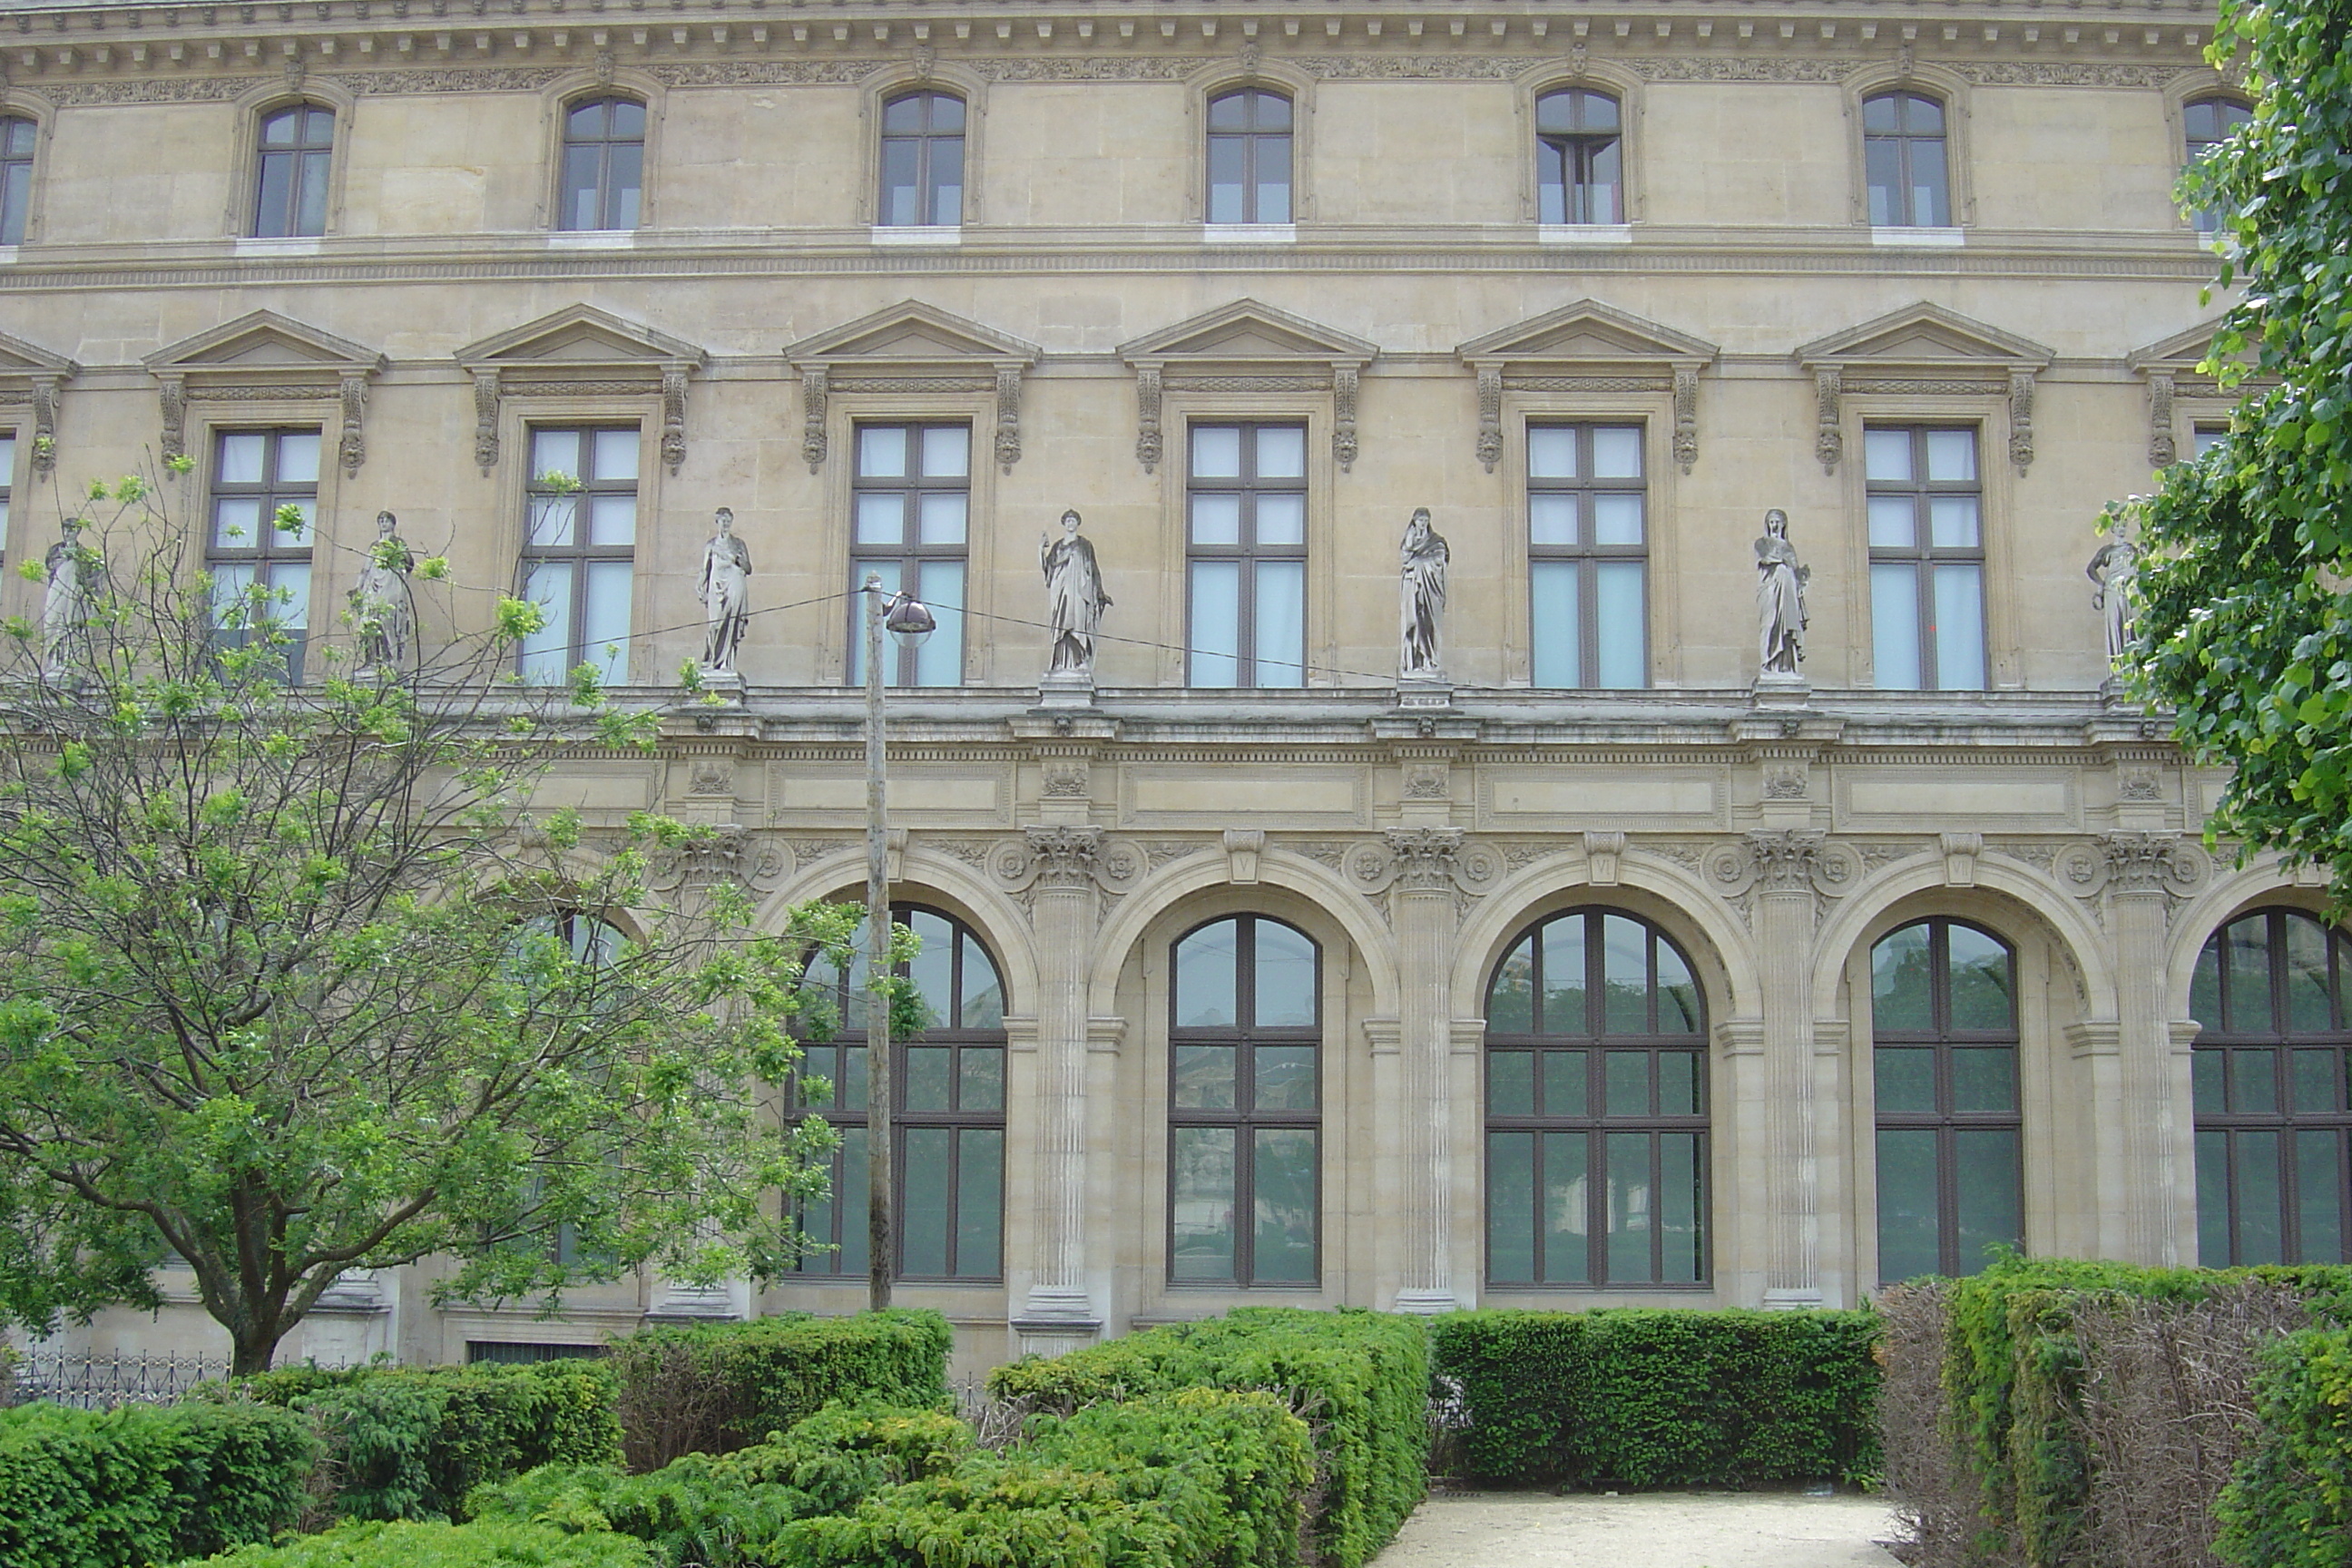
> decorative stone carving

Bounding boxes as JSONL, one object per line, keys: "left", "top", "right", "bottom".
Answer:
{"left": 1755, "top": 510, "right": 1809, "bottom": 676}
{"left": 338, "top": 371, "right": 368, "bottom": 475}
{"left": 2008, "top": 371, "right": 2036, "bottom": 475}
{"left": 1334, "top": 366, "right": 1360, "bottom": 472}
{"left": 1120, "top": 299, "right": 1377, "bottom": 475}
{"left": 662, "top": 365, "right": 690, "bottom": 476}
{"left": 1402, "top": 763, "right": 1449, "bottom": 801}
{"left": 1673, "top": 367, "right": 1700, "bottom": 474}
{"left": 157, "top": 374, "right": 187, "bottom": 465}
{"left": 1457, "top": 301, "right": 1716, "bottom": 474}
{"left": 2146, "top": 372, "right": 2177, "bottom": 468}
{"left": 29, "top": 376, "right": 64, "bottom": 478}
{"left": 799, "top": 367, "right": 828, "bottom": 472}
{"left": 1475, "top": 367, "right": 1504, "bottom": 473}
{"left": 2087, "top": 535, "right": 2141, "bottom": 669}
{"left": 1385, "top": 828, "right": 1466, "bottom": 891}
{"left": 1748, "top": 829, "right": 1825, "bottom": 895}
{"left": 1798, "top": 304, "right": 2053, "bottom": 478}
{"left": 42, "top": 516, "right": 95, "bottom": 680}
{"left": 1222, "top": 829, "right": 1265, "bottom": 885}
{"left": 1762, "top": 764, "right": 1808, "bottom": 800}
{"left": 686, "top": 760, "right": 734, "bottom": 797}
{"left": 1041, "top": 509, "right": 1111, "bottom": 678}
{"left": 471, "top": 370, "right": 501, "bottom": 470}
{"left": 2118, "top": 768, "right": 2162, "bottom": 802}
{"left": 1024, "top": 827, "right": 1102, "bottom": 888}
{"left": 348, "top": 511, "right": 416, "bottom": 676}
{"left": 697, "top": 508, "right": 752, "bottom": 677}
{"left": 1583, "top": 831, "right": 1626, "bottom": 887}
{"left": 1041, "top": 762, "right": 1090, "bottom": 799}
{"left": 1812, "top": 368, "right": 1843, "bottom": 474}
{"left": 995, "top": 366, "right": 1024, "bottom": 472}
{"left": 1133, "top": 366, "right": 1163, "bottom": 472}
{"left": 1398, "top": 509, "right": 1449, "bottom": 682}
{"left": 1940, "top": 832, "right": 1983, "bottom": 887}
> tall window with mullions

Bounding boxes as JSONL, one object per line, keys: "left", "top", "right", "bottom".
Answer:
{"left": 791, "top": 906, "right": 1006, "bottom": 1281}
{"left": 208, "top": 427, "right": 320, "bottom": 681}
{"left": 2192, "top": 907, "right": 2352, "bottom": 1266}
{"left": 850, "top": 422, "right": 967, "bottom": 687}
{"left": 520, "top": 426, "right": 637, "bottom": 686}
{"left": 1534, "top": 88, "right": 1622, "bottom": 225}
{"left": 1188, "top": 423, "right": 1307, "bottom": 689}
{"left": 252, "top": 103, "right": 333, "bottom": 238}
{"left": 1205, "top": 89, "right": 1291, "bottom": 224}
{"left": 557, "top": 97, "right": 644, "bottom": 231}
{"left": 1169, "top": 916, "right": 1320, "bottom": 1287}
{"left": 1867, "top": 426, "right": 1986, "bottom": 691}
{"left": 878, "top": 91, "right": 965, "bottom": 227}
{"left": 1527, "top": 423, "right": 1647, "bottom": 689}
{"left": 1485, "top": 910, "right": 1708, "bottom": 1287}
{"left": 1872, "top": 918, "right": 2023, "bottom": 1282}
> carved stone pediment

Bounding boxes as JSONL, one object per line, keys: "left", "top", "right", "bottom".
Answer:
{"left": 1795, "top": 301, "right": 2053, "bottom": 477}
{"left": 143, "top": 310, "right": 386, "bottom": 471}
{"left": 1455, "top": 299, "right": 1717, "bottom": 473}
{"left": 0, "top": 329, "right": 79, "bottom": 479}
{"left": 2126, "top": 318, "right": 2261, "bottom": 468}
{"left": 783, "top": 300, "right": 1042, "bottom": 474}
{"left": 1117, "top": 299, "right": 1378, "bottom": 472}
{"left": 455, "top": 305, "right": 708, "bottom": 475}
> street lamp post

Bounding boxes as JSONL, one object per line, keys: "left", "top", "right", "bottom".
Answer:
{"left": 862, "top": 573, "right": 934, "bottom": 1313}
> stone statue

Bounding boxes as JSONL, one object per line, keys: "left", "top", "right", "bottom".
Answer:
{"left": 1399, "top": 507, "right": 1449, "bottom": 681}
{"left": 348, "top": 509, "right": 416, "bottom": 674}
{"left": 697, "top": 506, "right": 752, "bottom": 675}
{"left": 1040, "top": 508, "right": 1111, "bottom": 676}
{"left": 41, "top": 515, "right": 93, "bottom": 679}
{"left": 2086, "top": 535, "right": 2141, "bottom": 666}
{"left": 1755, "top": 507, "right": 1810, "bottom": 676}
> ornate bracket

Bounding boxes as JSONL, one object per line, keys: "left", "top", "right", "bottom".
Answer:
{"left": 471, "top": 370, "right": 501, "bottom": 471}
{"left": 1134, "top": 365, "right": 1162, "bottom": 473}
{"left": 662, "top": 365, "right": 690, "bottom": 475}
{"left": 1334, "top": 366, "right": 1360, "bottom": 473}
{"left": 338, "top": 370, "right": 369, "bottom": 475}
{"left": 157, "top": 374, "right": 188, "bottom": 466}
{"left": 1475, "top": 367, "right": 1504, "bottom": 474}
{"left": 28, "top": 374, "right": 64, "bottom": 477}
{"left": 995, "top": 365, "right": 1024, "bottom": 473}
{"left": 2008, "top": 371, "right": 2035, "bottom": 475}
{"left": 2145, "top": 371, "right": 2176, "bottom": 468}
{"left": 799, "top": 367, "right": 828, "bottom": 473}
{"left": 1813, "top": 368, "right": 1842, "bottom": 475}
{"left": 1673, "top": 367, "right": 1700, "bottom": 473}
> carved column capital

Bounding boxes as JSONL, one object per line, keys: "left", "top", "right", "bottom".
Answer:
{"left": 1747, "top": 828, "right": 1825, "bottom": 895}
{"left": 1384, "top": 828, "right": 1466, "bottom": 892}
{"left": 1024, "top": 826, "right": 1102, "bottom": 888}
{"left": 2103, "top": 831, "right": 2188, "bottom": 896}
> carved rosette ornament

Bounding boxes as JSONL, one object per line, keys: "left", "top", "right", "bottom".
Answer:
{"left": 2053, "top": 832, "right": 2210, "bottom": 915}
{"left": 1704, "top": 831, "right": 1861, "bottom": 929}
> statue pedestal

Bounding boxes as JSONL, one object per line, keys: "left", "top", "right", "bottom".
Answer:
{"left": 2099, "top": 675, "right": 2139, "bottom": 709}
{"left": 1749, "top": 671, "right": 1811, "bottom": 708}
{"left": 695, "top": 669, "right": 746, "bottom": 701}
{"left": 1036, "top": 671, "right": 1097, "bottom": 709}
{"left": 1393, "top": 677, "right": 1454, "bottom": 711}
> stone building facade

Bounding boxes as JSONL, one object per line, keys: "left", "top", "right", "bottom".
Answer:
{"left": 1, "top": 0, "right": 2337, "bottom": 1379}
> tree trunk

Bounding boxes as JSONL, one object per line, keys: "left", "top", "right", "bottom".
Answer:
{"left": 230, "top": 1318, "right": 287, "bottom": 1377}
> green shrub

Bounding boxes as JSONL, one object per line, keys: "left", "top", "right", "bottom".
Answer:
{"left": 1428, "top": 1308, "right": 1880, "bottom": 1488}
{"left": 607, "top": 1309, "right": 952, "bottom": 1468}
{"left": 988, "top": 1307, "right": 1426, "bottom": 1568}
{"left": 195, "top": 1516, "right": 652, "bottom": 1567}
{"left": 0, "top": 1397, "right": 318, "bottom": 1568}
{"left": 2215, "top": 1326, "right": 2352, "bottom": 1568}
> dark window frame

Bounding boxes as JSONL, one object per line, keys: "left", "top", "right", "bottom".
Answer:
{"left": 0, "top": 113, "right": 37, "bottom": 246}
{"left": 2181, "top": 94, "right": 2251, "bottom": 233}
{"left": 2191, "top": 906, "right": 2352, "bottom": 1267}
{"left": 1205, "top": 87, "right": 1294, "bottom": 225}
{"left": 252, "top": 102, "right": 334, "bottom": 239}
{"left": 520, "top": 424, "right": 640, "bottom": 684}
{"left": 877, "top": 89, "right": 966, "bottom": 228}
{"left": 207, "top": 426, "right": 321, "bottom": 682}
{"left": 1185, "top": 420, "right": 1309, "bottom": 690}
{"left": 1483, "top": 908, "right": 1710, "bottom": 1289}
{"left": 557, "top": 95, "right": 646, "bottom": 232}
{"left": 1863, "top": 91, "right": 1951, "bottom": 228}
{"left": 1534, "top": 88, "right": 1622, "bottom": 225}
{"left": 1872, "top": 916, "right": 2024, "bottom": 1283}
{"left": 1866, "top": 423, "right": 1987, "bottom": 691}
{"left": 1526, "top": 420, "right": 1649, "bottom": 690}
{"left": 848, "top": 420, "right": 971, "bottom": 689}
{"left": 1167, "top": 913, "right": 1324, "bottom": 1289}
{"left": 790, "top": 903, "right": 1009, "bottom": 1284}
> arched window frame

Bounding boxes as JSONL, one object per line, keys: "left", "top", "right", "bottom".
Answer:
{"left": 1189, "top": 64, "right": 1317, "bottom": 230}
{"left": 787, "top": 902, "right": 1010, "bottom": 1284}
{"left": 2189, "top": 904, "right": 2352, "bottom": 1267}
{"left": 226, "top": 80, "right": 356, "bottom": 242}
{"left": 1481, "top": 906, "right": 1710, "bottom": 1290}
{"left": 1844, "top": 66, "right": 1974, "bottom": 232}
{"left": 537, "top": 71, "right": 668, "bottom": 233}
{"left": 1865, "top": 916, "right": 2024, "bottom": 1283}
{"left": 0, "top": 90, "right": 58, "bottom": 248}
{"left": 2165, "top": 74, "right": 2254, "bottom": 235}
{"left": 1516, "top": 65, "right": 1644, "bottom": 229}
{"left": 858, "top": 66, "right": 989, "bottom": 231}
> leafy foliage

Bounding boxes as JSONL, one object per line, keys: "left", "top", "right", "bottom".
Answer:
{"left": 195, "top": 1516, "right": 653, "bottom": 1567}
{"left": 2215, "top": 1327, "right": 2352, "bottom": 1567}
{"left": 0, "top": 472, "right": 864, "bottom": 1373}
{"left": 1427, "top": 1308, "right": 1881, "bottom": 1488}
{"left": 2113, "top": 0, "right": 2352, "bottom": 897}
{"left": 987, "top": 1307, "right": 1427, "bottom": 1568}
{"left": 0, "top": 1397, "right": 318, "bottom": 1567}
{"left": 605, "top": 1309, "right": 953, "bottom": 1470}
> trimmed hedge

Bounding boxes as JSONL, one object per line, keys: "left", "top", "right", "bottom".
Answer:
{"left": 0, "top": 1397, "right": 318, "bottom": 1568}
{"left": 1429, "top": 1308, "right": 1881, "bottom": 1488}
{"left": 197, "top": 1517, "right": 652, "bottom": 1567}
{"left": 987, "top": 1307, "right": 1426, "bottom": 1568}
{"left": 229, "top": 1357, "right": 623, "bottom": 1522}
{"left": 2215, "top": 1327, "right": 2352, "bottom": 1568}
{"left": 607, "top": 1309, "right": 953, "bottom": 1469}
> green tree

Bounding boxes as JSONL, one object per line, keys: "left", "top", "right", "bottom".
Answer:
{"left": 0, "top": 468, "right": 875, "bottom": 1374}
{"left": 2117, "top": 0, "right": 2352, "bottom": 899}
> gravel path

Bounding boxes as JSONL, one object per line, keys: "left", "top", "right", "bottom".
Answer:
{"left": 1368, "top": 1490, "right": 1906, "bottom": 1568}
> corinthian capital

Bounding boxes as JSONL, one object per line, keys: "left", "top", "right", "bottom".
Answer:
{"left": 1384, "top": 828, "right": 1466, "bottom": 892}
{"left": 1746, "top": 829, "right": 1825, "bottom": 895}
{"left": 2103, "top": 831, "right": 2189, "bottom": 896}
{"left": 1024, "top": 827, "right": 1102, "bottom": 888}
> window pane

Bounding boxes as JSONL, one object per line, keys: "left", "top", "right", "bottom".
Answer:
{"left": 1866, "top": 140, "right": 1904, "bottom": 226}
{"left": 1253, "top": 93, "right": 1293, "bottom": 132}
{"left": 2232, "top": 1050, "right": 2279, "bottom": 1114}
{"left": 1541, "top": 916, "right": 1587, "bottom": 1034}
{"left": 1490, "top": 939, "right": 1534, "bottom": 1032}
{"left": 2235, "top": 1130, "right": 2284, "bottom": 1265}
{"left": 2299, "top": 1131, "right": 2344, "bottom": 1261}
{"left": 1255, "top": 426, "right": 1307, "bottom": 479}
{"left": 1253, "top": 920, "right": 1318, "bottom": 1027}
{"left": 1659, "top": 1132, "right": 1702, "bottom": 1283}
{"left": 960, "top": 1046, "right": 1005, "bottom": 1112}
{"left": 1876, "top": 1047, "right": 1936, "bottom": 1114}
{"left": 2286, "top": 916, "right": 2334, "bottom": 1034}
{"left": 1584, "top": 143, "right": 1622, "bottom": 224}
{"left": 903, "top": 1046, "right": 952, "bottom": 1112}
{"left": 855, "top": 494, "right": 904, "bottom": 546}
{"left": 1604, "top": 1052, "right": 1648, "bottom": 1116}
{"left": 270, "top": 562, "right": 311, "bottom": 629}
{"left": 1528, "top": 495, "right": 1578, "bottom": 548}
{"left": 1873, "top": 564, "right": 1925, "bottom": 689}
{"left": 1868, "top": 497, "right": 1917, "bottom": 549}
{"left": 526, "top": 496, "right": 577, "bottom": 550}
{"left": 1658, "top": 1051, "right": 1699, "bottom": 1116}
{"left": 1255, "top": 142, "right": 1292, "bottom": 224}
{"left": 1256, "top": 493, "right": 1306, "bottom": 548}
{"left": 1873, "top": 925, "right": 1935, "bottom": 1032}
{"left": 295, "top": 151, "right": 330, "bottom": 236}
{"left": 1606, "top": 1132, "right": 1652, "bottom": 1281}
{"left": 2196, "top": 1128, "right": 2231, "bottom": 1266}
{"left": 531, "top": 428, "right": 582, "bottom": 481}
{"left": 1591, "top": 426, "right": 1642, "bottom": 479}
{"left": 254, "top": 154, "right": 294, "bottom": 237}
{"left": 1877, "top": 1129, "right": 1941, "bottom": 1281}
{"left": 931, "top": 96, "right": 966, "bottom": 133}
{"left": 2194, "top": 1051, "right": 2226, "bottom": 1114}
{"left": 858, "top": 425, "right": 908, "bottom": 478}
{"left": 1929, "top": 497, "right": 1981, "bottom": 549}
{"left": 900, "top": 1126, "right": 951, "bottom": 1277}
{"left": 582, "top": 563, "right": 632, "bottom": 684}
{"left": 1488, "top": 1052, "right": 1534, "bottom": 1116}
{"left": 1602, "top": 916, "right": 1649, "bottom": 1034}
{"left": 1953, "top": 1127, "right": 2023, "bottom": 1274}
{"left": 839, "top": 1044, "right": 868, "bottom": 1111}
{"left": 917, "top": 424, "right": 969, "bottom": 479}
{"left": 1207, "top": 137, "right": 1247, "bottom": 224}
{"left": 1174, "top": 1044, "right": 1237, "bottom": 1110}
{"left": 1253, "top": 561, "right": 1305, "bottom": 689}
{"left": 1592, "top": 494, "right": 1644, "bottom": 546}
{"left": 1544, "top": 1132, "right": 1591, "bottom": 1283}
{"left": 2227, "top": 920, "right": 2275, "bottom": 1034}
{"left": 913, "top": 562, "right": 964, "bottom": 688}
{"left": 1252, "top": 1129, "right": 1318, "bottom": 1283}
{"left": 519, "top": 561, "right": 573, "bottom": 683}
{"left": 2294, "top": 1050, "right": 2338, "bottom": 1114}
{"left": 2193, "top": 940, "right": 2224, "bottom": 1029}
{"left": 587, "top": 427, "right": 637, "bottom": 481}
{"left": 1527, "top": 426, "right": 1579, "bottom": 479}
{"left": 1951, "top": 1048, "right": 2019, "bottom": 1113}
{"left": 607, "top": 100, "right": 646, "bottom": 138}
{"left": 917, "top": 492, "right": 967, "bottom": 546}
{"left": 589, "top": 495, "right": 636, "bottom": 547}
{"left": 833, "top": 1126, "right": 869, "bottom": 1277}
{"left": 218, "top": 432, "right": 267, "bottom": 485}
{"left": 1488, "top": 1132, "right": 1535, "bottom": 1282}
{"left": 1544, "top": 1050, "right": 1587, "bottom": 1118}
{"left": 558, "top": 145, "right": 601, "bottom": 230}
{"left": 1190, "top": 563, "right": 1241, "bottom": 687}
{"left": 1924, "top": 429, "right": 1975, "bottom": 483}
{"left": 213, "top": 498, "right": 262, "bottom": 550}
{"left": 1947, "top": 927, "right": 2014, "bottom": 1030}
{"left": 1176, "top": 921, "right": 1240, "bottom": 1029}
{"left": 1171, "top": 1127, "right": 1238, "bottom": 1280}
{"left": 1529, "top": 562, "right": 1581, "bottom": 687}
{"left": 957, "top": 1129, "right": 1004, "bottom": 1277}
{"left": 1910, "top": 140, "right": 1951, "bottom": 227}
{"left": 1594, "top": 562, "right": 1646, "bottom": 689}
{"left": 1207, "top": 93, "right": 1250, "bottom": 132}
{"left": 1189, "top": 493, "right": 1243, "bottom": 547}
{"left": 1865, "top": 429, "right": 1913, "bottom": 483}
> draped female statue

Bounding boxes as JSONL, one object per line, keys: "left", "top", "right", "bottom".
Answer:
{"left": 1755, "top": 508, "right": 1809, "bottom": 676}
{"left": 1040, "top": 508, "right": 1111, "bottom": 676}
{"left": 1399, "top": 507, "right": 1449, "bottom": 681}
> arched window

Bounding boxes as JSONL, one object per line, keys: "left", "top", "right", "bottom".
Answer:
{"left": 1534, "top": 88, "right": 1622, "bottom": 225}
{"left": 1872, "top": 918, "right": 2021, "bottom": 1281}
{"left": 878, "top": 91, "right": 965, "bottom": 228}
{"left": 0, "top": 115, "right": 36, "bottom": 245}
{"left": 1206, "top": 89, "right": 1292, "bottom": 225}
{"left": 1485, "top": 910, "right": 1707, "bottom": 1287}
{"left": 792, "top": 906, "right": 1006, "bottom": 1281}
{"left": 2191, "top": 908, "right": 2352, "bottom": 1265}
{"left": 2181, "top": 94, "right": 2251, "bottom": 232}
{"left": 252, "top": 103, "right": 333, "bottom": 239}
{"left": 1863, "top": 92, "right": 1950, "bottom": 228}
{"left": 558, "top": 97, "right": 645, "bottom": 232}
{"left": 1169, "top": 915, "right": 1319, "bottom": 1285}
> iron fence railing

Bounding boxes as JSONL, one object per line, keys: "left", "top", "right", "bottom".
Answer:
{"left": 3, "top": 1348, "right": 230, "bottom": 1409}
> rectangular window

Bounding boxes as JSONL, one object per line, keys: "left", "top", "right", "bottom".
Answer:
{"left": 521, "top": 426, "right": 638, "bottom": 686}
{"left": 1526, "top": 423, "right": 1648, "bottom": 689}
{"left": 0, "top": 429, "right": 14, "bottom": 543}
{"left": 1866, "top": 426, "right": 1986, "bottom": 691}
{"left": 850, "top": 423, "right": 968, "bottom": 688}
{"left": 2193, "top": 424, "right": 2229, "bottom": 460}
{"left": 208, "top": 427, "right": 320, "bottom": 681}
{"left": 1188, "top": 423, "right": 1308, "bottom": 689}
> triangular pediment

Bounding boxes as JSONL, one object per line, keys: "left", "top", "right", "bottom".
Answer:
{"left": 0, "top": 329, "right": 78, "bottom": 380}
{"left": 786, "top": 301, "right": 1040, "bottom": 369}
{"left": 456, "top": 305, "right": 706, "bottom": 371}
{"left": 2127, "top": 318, "right": 2242, "bottom": 374}
{"left": 1118, "top": 299, "right": 1377, "bottom": 368}
{"left": 144, "top": 310, "right": 383, "bottom": 377}
{"left": 1457, "top": 300, "right": 1716, "bottom": 369}
{"left": 1797, "top": 302, "right": 2052, "bottom": 370}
